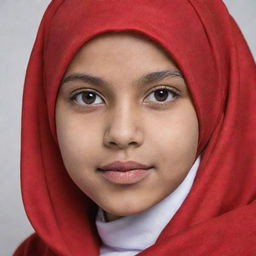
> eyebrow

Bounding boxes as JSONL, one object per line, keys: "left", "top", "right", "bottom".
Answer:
{"left": 61, "top": 70, "right": 184, "bottom": 87}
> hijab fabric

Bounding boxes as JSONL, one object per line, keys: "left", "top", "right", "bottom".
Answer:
{"left": 14, "top": 0, "right": 256, "bottom": 255}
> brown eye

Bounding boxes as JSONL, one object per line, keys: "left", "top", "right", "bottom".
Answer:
{"left": 146, "top": 88, "right": 179, "bottom": 103}
{"left": 71, "top": 91, "right": 104, "bottom": 105}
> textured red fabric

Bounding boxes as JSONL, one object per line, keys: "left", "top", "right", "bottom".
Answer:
{"left": 14, "top": 0, "right": 256, "bottom": 255}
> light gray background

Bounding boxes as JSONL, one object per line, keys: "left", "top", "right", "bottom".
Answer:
{"left": 0, "top": 1, "right": 255, "bottom": 255}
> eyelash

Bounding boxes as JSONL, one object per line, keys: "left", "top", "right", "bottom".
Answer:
{"left": 69, "top": 85, "right": 180, "bottom": 107}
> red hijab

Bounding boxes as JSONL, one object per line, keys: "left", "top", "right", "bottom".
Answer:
{"left": 14, "top": 0, "right": 256, "bottom": 255}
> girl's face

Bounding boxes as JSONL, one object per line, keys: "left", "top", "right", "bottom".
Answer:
{"left": 55, "top": 32, "right": 199, "bottom": 221}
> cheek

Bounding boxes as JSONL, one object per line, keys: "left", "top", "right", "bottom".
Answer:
{"left": 56, "top": 110, "right": 99, "bottom": 174}
{"left": 56, "top": 117, "right": 101, "bottom": 196}
{"left": 149, "top": 103, "right": 199, "bottom": 168}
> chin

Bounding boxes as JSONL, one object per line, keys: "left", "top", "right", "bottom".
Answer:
{"left": 102, "top": 202, "right": 152, "bottom": 221}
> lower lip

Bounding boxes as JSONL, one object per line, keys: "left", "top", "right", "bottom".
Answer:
{"left": 100, "top": 168, "right": 152, "bottom": 184}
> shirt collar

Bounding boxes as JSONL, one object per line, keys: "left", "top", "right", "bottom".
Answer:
{"left": 96, "top": 155, "right": 201, "bottom": 255}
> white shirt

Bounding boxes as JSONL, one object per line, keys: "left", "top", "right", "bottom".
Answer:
{"left": 95, "top": 155, "right": 201, "bottom": 256}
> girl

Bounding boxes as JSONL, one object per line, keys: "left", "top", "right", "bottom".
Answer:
{"left": 14, "top": 0, "right": 256, "bottom": 255}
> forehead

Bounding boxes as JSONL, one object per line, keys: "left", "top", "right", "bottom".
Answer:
{"left": 60, "top": 31, "right": 189, "bottom": 96}
{"left": 66, "top": 31, "right": 178, "bottom": 72}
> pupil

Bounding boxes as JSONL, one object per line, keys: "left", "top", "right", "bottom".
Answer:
{"left": 82, "top": 92, "right": 96, "bottom": 104}
{"left": 155, "top": 89, "right": 168, "bottom": 101}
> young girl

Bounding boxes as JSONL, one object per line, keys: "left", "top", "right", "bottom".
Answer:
{"left": 14, "top": 0, "right": 256, "bottom": 255}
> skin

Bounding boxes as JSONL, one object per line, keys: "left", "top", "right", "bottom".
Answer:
{"left": 55, "top": 32, "right": 199, "bottom": 222}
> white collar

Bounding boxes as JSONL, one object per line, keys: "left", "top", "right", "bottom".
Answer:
{"left": 95, "top": 155, "right": 201, "bottom": 256}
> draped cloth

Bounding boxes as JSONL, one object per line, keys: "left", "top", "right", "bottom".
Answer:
{"left": 14, "top": 0, "right": 256, "bottom": 255}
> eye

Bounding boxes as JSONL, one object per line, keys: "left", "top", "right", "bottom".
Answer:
{"left": 146, "top": 86, "right": 179, "bottom": 104}
{"left": 71, "top": 90, "right": 104, "bottom": 105}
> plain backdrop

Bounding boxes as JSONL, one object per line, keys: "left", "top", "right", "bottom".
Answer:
{"left": 0, "top": 1, "right": 255, "bottom": 255}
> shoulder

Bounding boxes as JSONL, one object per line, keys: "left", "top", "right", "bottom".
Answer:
{"left": 13, "top": 233, "right": 56, "bottom": 256}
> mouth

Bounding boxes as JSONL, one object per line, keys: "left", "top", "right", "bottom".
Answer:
{"left": 97, "top": 167, "right": 154, "bottom": 185}
{"left": 98, "top": 160, "right": 153, "bottom": 171}
{"left": 97, "top": 160, "right": 154, "bottom": 184}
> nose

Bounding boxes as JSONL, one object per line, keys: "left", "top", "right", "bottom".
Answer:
{"left": 103, "top": 102, "right": 143, "bottom": 150}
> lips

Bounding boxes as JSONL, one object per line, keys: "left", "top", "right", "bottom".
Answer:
{"left": 98, "top": 160, "right": 153, "bottom": 172}
{"left": 97, "top": 161, "right": 154, "bottom": 185}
